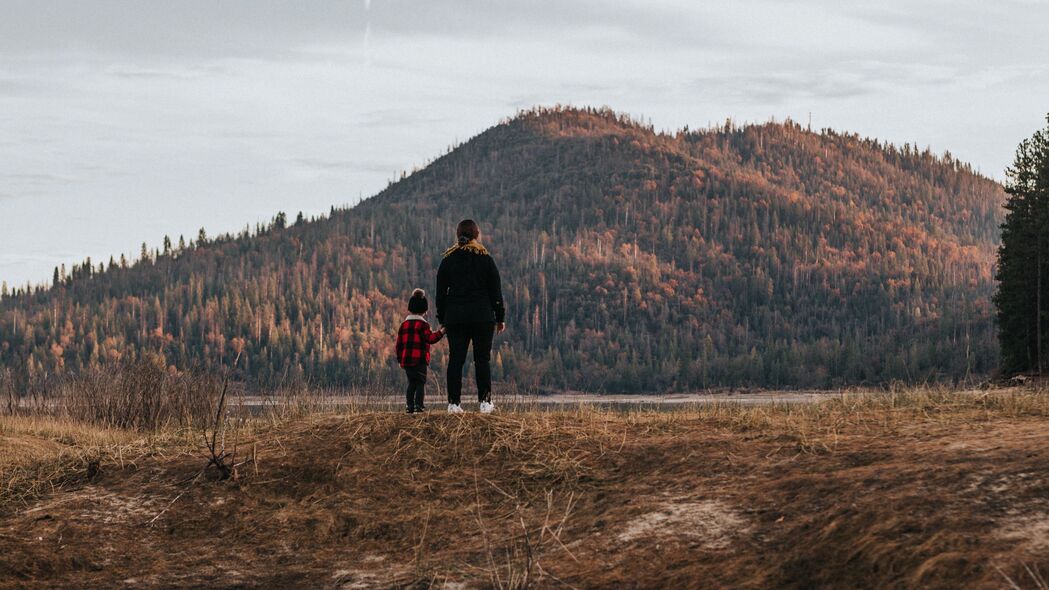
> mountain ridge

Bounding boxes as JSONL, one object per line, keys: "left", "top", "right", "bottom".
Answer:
{"left": 0, "top": 106, "right": 1005, "bottom": 391}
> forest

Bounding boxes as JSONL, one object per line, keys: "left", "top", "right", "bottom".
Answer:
{"left": 0, "top": 107, "right": 1006, "bottom": 392}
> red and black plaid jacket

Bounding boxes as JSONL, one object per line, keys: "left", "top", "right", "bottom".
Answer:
{"left": 396, "top": 315, "right": 444, "bottom": 367}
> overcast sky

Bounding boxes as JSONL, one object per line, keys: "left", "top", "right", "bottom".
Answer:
{"left": 1, "top": 0, "right": 1047, "bottom": 287}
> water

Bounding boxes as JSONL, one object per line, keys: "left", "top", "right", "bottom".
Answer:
{"left": 233, "top": 390, "right": 856, "bottom": 414}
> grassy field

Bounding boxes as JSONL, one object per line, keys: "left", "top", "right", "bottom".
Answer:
{"left": 2, "top": 387, "right": 1049, "bottom": 588}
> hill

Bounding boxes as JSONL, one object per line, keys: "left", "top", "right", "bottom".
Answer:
{"left": 0, "top": 106, "right": 1006, "bottom": 391}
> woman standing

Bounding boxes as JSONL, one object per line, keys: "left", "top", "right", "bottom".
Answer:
{"left": 436, "top": 219, "right": 505, "bottom": 413}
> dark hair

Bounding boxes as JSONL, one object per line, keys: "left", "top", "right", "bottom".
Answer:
{"left": 456, "top": 219, "right": 480, "bottom": 245}
{"left": 408, "top": 288, "right": 428, "bottom": 313}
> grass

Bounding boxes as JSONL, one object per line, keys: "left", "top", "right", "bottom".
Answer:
{"left": 0, "top": 414, "right": 195, "bottom": 513}
{"left": 1, "top": 384, "right": 1049, "bottom": 588}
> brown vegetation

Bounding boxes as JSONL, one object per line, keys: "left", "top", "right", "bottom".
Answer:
{"left": 2, "top": 388, "right": 1049, "bottom": 588}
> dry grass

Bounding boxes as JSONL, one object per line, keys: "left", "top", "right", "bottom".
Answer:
{"left": 0, "top": 415, "right": 155, "bottom": 514}
{"left": 3, "top": 361, "right": 222, "bottom": 431}
{"left": 1, "top": 386, "right": 1049, "bottom": 588}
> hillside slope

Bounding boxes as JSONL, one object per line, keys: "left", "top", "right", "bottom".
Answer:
{"left": 0, "top": 107, "right": 1005, "bottom": 391}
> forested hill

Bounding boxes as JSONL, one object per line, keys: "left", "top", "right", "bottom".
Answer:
{"left": 0, "top": 107, "right": 1005, "bottom": 392}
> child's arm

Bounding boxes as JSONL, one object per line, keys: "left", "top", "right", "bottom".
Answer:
{"left": 423, "top": 323, "right": 444, "bottom": 344}
{"left": 395, "top": 323, "right": 407, "bottom": 360}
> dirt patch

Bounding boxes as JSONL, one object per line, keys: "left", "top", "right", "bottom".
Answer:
{"left": 998, "top": 513, "right": 1049, "bottom": 553}
{"left": 332, "top": 569, "right": 395, "bottom": 590}
{"left": 617, "top": 498, "right": 747, "bottom": 549}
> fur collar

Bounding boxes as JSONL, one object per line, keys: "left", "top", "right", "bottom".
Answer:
{"left": 443, "top": 239, "right": 489, "bottom": 258}
{"left": 404, "top": 314, "right": 428, "bottom": 322}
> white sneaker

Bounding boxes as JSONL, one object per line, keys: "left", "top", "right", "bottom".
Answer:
{"left": 479, "top": 401, "right": 495, "bottom": 414}
{"left": 447, "top": 403, "right": 465, "bottom": 414}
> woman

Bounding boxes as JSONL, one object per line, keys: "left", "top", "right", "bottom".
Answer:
{"left": 436, "top": 219, "right": 506, "bottom": 413}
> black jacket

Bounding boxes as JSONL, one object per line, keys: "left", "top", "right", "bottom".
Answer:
{"left": 436, "top": 250, "right": 505, "bottom": 326}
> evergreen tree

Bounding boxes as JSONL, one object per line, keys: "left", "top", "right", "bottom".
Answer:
{"left": 996, "top": 115, "right": 1049, "bottom": 375}
{"left": 273, "top": 212, "right": 287, "bottom": 230}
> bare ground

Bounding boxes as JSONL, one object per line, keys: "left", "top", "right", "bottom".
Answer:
{"left": 2, "top": 390, "right": 1049, "bottom": 589}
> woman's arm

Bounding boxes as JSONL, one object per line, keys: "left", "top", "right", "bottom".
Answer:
{"left": 488, "top": 257, "right": 505, "bottom": 325}
{"left": 435, "top": 258, "right": 448, "bottom": 326}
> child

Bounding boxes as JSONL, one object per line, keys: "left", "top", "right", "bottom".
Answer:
{"left": 396, "top": 289, "right": 445, "bottom": 413}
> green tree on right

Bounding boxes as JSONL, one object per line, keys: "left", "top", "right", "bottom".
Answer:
{"left": 996, "top": 115, "right": 1049, "bottom": 375}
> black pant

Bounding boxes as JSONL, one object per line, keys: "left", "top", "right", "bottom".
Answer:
{"left": 404, "top": 363, "right": 428, "bottom": 410}
{"left": 446, "top": 322, "right": 495, "bottom": 405}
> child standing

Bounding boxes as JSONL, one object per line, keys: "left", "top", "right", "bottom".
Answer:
{"left": 396, "top": 289, "right": 445, "bottom": 413}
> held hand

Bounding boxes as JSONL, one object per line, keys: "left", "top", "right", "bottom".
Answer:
{"left": 495, "top": 322, "right": 506, "bottom": 334}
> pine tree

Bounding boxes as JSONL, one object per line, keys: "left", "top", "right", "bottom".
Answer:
{"left": 273, "top": 212, "right": 287, "bottom": 230}
{"left": 995, "top": 115, "right": 1049, "bottom": 375}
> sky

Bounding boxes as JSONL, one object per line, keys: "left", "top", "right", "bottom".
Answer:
{"left": 1, "top": 0, "right": 1047, "bottom": 287}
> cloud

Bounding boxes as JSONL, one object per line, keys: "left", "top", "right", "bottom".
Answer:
{"left": 688, "top": 62, "right": 961, "bottom": 105}
{"left": 842, "top": 0, "right": 1049, "bottom": 66}
{"left": 0, "top": 0, "right": 726, "bottom": 61}
{"left": 356, "top": 108, "right": 450, "bottom": 129}
{"left": 290, "top": 157, "right": 397, "bottom": 174}
{"left": 1, "top": 172, "right": 78, "bottom": 186}
{"left": 0, "top": 79, "right": 22, "bottom": 95}
{"left": 692, "top": 72, "right": 874, "bottom": 104}
{"left": 103, "top": 64, "right": 229, "bottom": 80}
{"left": 0, "top": 0, "right": 362, "bottom": 59}
{"left": 363, "top": 0, "right": 700, "bottom": 39}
